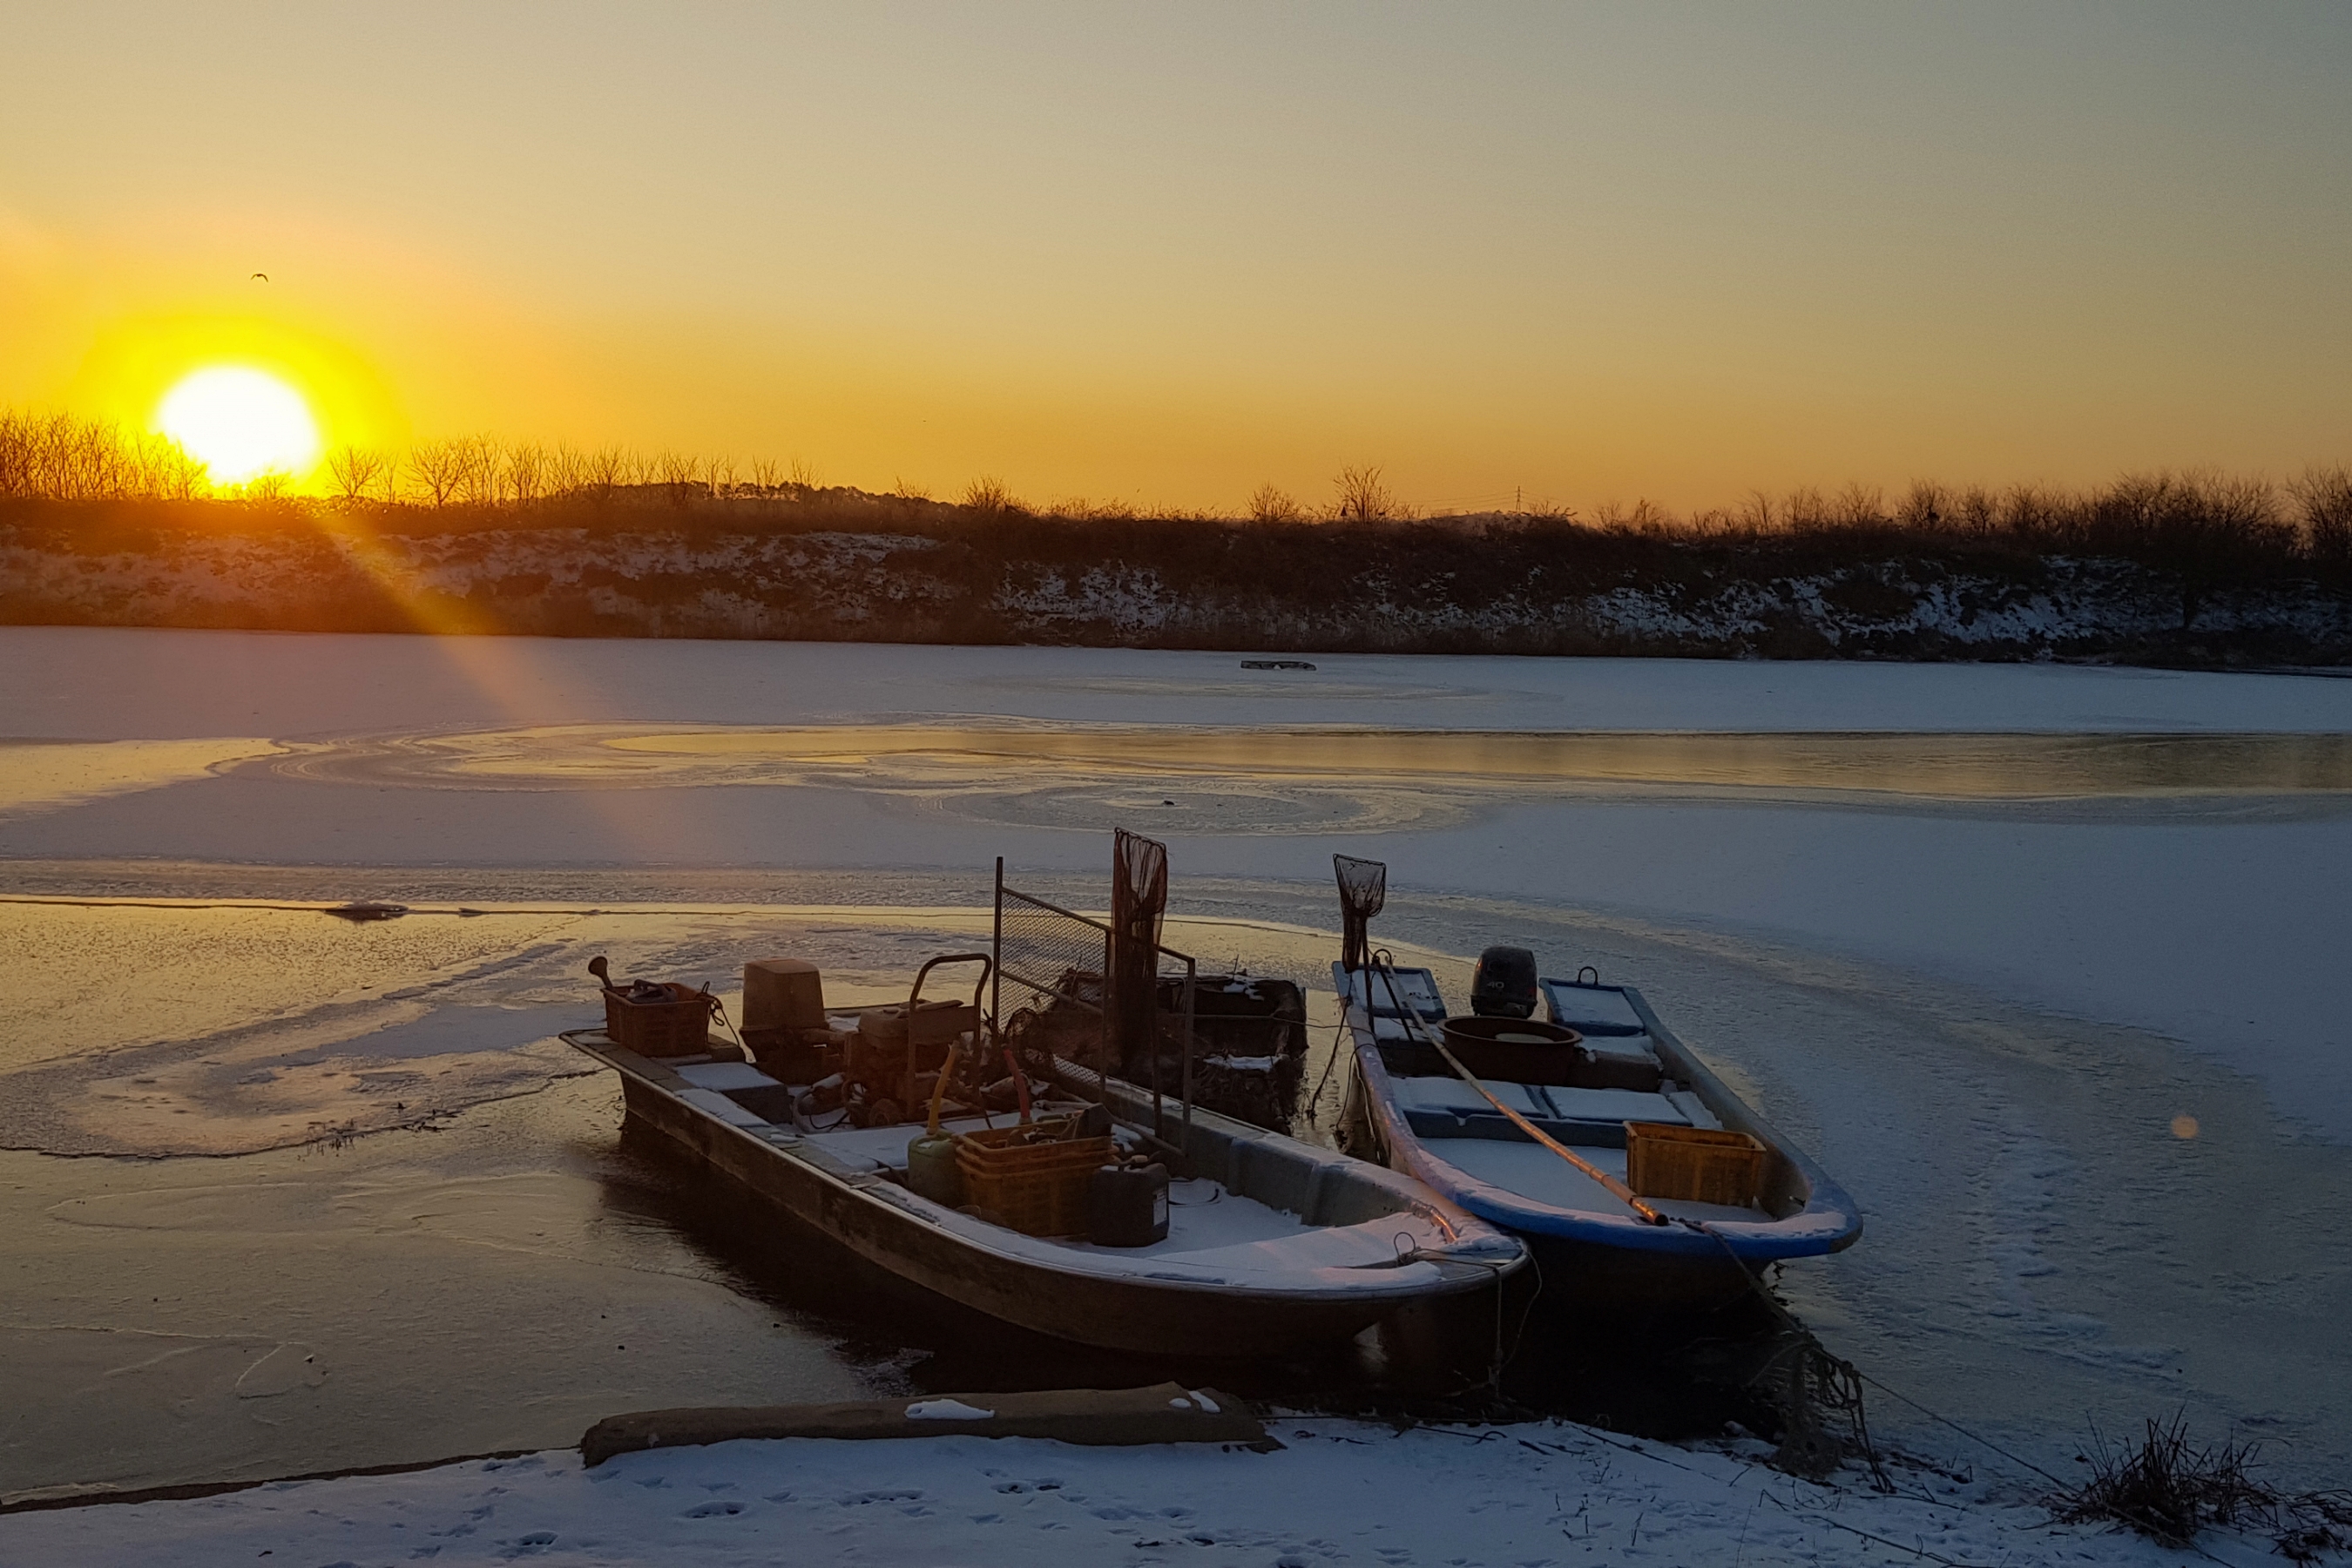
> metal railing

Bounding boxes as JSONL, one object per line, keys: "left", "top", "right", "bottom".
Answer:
{"left": 990, "top": 858, "right": 1196, "bottom": 1150}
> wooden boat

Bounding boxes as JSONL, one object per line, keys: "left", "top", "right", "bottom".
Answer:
{"left": 1329, "top": 860, "right": 1860, "bottom": 1308}
{"left": 562, "top": 1025, "right": 1523, "bottom": 1358}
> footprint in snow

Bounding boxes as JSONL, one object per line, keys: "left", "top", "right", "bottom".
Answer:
{"left": 683, "top": 1500, "right": 744, "bottom": 1518}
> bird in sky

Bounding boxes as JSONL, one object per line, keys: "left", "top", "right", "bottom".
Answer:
{"left": 250, "top": 272, "right": 268, "bottom": 282}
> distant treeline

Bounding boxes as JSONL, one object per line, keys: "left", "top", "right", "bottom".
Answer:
{"left": 6, "top": 407, "right": 2352, "bottom": 663}
{"left": 7, "top": 404, "right": 2349, "bottom": 579}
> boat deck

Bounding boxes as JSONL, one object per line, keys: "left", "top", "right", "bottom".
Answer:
{"left": 595, "top": 1042, "right": 1505, "bottom": 1288}
{"left": 762, "top": 1104, "right": 1315, "bottom": 1262}
{"left": 1337, "top": 963, "right": 1865, "bottom": 1260}
{"left": 1429, "top": 1137, "right": 1757, "bottom": 1226}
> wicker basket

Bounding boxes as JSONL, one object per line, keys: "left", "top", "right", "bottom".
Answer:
{"left": 1625, "top": 1121, "right": 1766, "bottom": 1208}
{"left": 603, "top": 983, "right": 716, "bottom": 1058}
{"left": 956, "top": 1119, "right": 1116, "bottom": 1237}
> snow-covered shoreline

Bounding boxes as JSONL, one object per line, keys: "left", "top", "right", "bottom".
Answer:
{"left": 0, "top": 1417, "right": 2207, "bottom": 1567}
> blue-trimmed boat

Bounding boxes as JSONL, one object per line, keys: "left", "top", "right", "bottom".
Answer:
{"left": 1329, "top": 862, "right": 1862, "bottom": 1308}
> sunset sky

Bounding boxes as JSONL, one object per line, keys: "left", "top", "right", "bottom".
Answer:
{"left": 5, "top": 3, "right": 2349, "bottom": 511}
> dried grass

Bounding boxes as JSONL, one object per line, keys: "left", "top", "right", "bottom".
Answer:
{"left": 2052, "top": 1414, "right": 2352, "bottom": 1560}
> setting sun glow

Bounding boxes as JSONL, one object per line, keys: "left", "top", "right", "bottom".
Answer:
{"left": 156, "top": 367, "right": 321, "bottom": 485}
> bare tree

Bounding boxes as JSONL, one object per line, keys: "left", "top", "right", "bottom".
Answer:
{"left": 1330, "top": 465, "right": 1400, "bottom": 523}
{"left": 505, "top": 441, "right": 546, "bottom": 508}
{"left": 451, "top": 436, "right": 504, "bottom": 506}
{"left": 587, "top": 445, "right": 629, "bottom": 499}
{"left": 407, "top": 439, "right": 467, "bottom": 508}
{"left": 1782, "top": 486, "right": 1829, "bottom": 531}
{"left": 1832, "top": 483, "right": 1886, "bottom": 530}
{"left": 961, "top": 476, "right": 1021, "bottom": 514}
{"left": 0, "top": 412, "right": 216, "bottom": 501}
{"left": 1248, "top": 483, "right": 1306, "bottom": 524}
{"left": 327, "top": 446, "right": 387, "bottom": 504}
{"left": 1954, "top": 484, "right": 1997, "bottom": 535}
{"left": 2290, "top": 465, "right": 2352, "bottom": 572}
{"left": 788, "top": 456, "right": 822, "bottom": 490}
{"left": 1896, "top": 481, "right": 1950, "bottom": 531}
{"left": 544, "top": 443, "right": 582, "bottom": 498}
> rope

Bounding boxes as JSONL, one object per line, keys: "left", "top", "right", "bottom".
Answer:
{"left": 1851, "top": 1371, "right": 2065, "bottom": 1488}
{"left": 1302, "top": 1022, "right": 1347, "bottom": 1126}
{"left": 1368, "top": 954, "right": 1666, "bottom": 1224}
{"left": 1384, "top": 1232, "right": 1544, "bottom": 1400}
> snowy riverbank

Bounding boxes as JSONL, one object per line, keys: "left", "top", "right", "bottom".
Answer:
{"left": 0, "top": 1417, "right": 2225, "bottom": 1567}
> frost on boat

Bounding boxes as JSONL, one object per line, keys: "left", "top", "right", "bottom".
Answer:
{"left": 1328, "top": 855, "right": 1862, "bottom": 1308}
{"left": 559, "top": 833, "right": 1524, "bottom": 1358}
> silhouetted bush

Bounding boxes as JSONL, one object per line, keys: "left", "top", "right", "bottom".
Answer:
{"left": 2052, "top": 1414, "right": 2352, "bottom": 1560}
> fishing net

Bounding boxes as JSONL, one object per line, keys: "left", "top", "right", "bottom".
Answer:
{"left": 1108, "top": 829, "right": 1169, "bottom": 1067}
{"left": 1334, "top": 854, "right": 1387, "bottom": 971}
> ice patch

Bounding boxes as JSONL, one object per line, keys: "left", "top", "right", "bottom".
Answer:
{"left": 904, "top": 1399, "right": 994, "bottom": 1421}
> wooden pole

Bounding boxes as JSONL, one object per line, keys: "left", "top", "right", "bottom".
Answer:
{"left": 1372, "top": 959, "right": 1666, "bottom": 1227}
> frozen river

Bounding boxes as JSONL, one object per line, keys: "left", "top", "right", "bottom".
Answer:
{"left": 2, "top": 626, "right": 2348, "bottom": 1500}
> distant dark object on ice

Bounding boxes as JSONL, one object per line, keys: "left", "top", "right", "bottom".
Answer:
{"left": 322, "top": 901, "right": 408, "bottom": 922}
{"left": 1240, "top": 659, "right": 1316, "bottom": 671}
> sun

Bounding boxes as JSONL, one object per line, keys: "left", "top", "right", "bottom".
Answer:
{"left": 156, "top": 366, "right": 322, "bottom": 485}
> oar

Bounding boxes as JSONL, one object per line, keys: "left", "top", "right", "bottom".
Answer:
{"left": 1369, "top": 957, "right": 1666, "bottom": 1227}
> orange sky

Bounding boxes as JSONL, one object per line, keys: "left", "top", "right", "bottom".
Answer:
{"left": 4, "top": 3, "right": 2349, "bottom": 512}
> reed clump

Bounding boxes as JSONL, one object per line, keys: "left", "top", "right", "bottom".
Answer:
{"left": 2052, "top": 1415, "right": 2352, "bottom": 1561}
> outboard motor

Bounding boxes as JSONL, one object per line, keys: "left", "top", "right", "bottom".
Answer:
{"left": 1470, "top": 945, "right": 1538, "bottom": 1018}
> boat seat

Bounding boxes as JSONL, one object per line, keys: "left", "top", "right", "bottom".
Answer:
{"left": 674, "top": 1061, "right": 787, "bottom": 1092}
{"left": 1397, "top": 1084, "right": 1693, "bottom": 1149}
{"left": 1539, "top": 980, "right": 1648, "bottom": 1036}
{"left": 678, "top": 1087, "right": 770, "bottom": 1128}
{"left": 1342, "top": 967, "right": 1447, "bottom": 1020}
{"left": 1535, "top": 1086, "right": 1690, "bottom": 1125}
{"left": 1387, "top": 1076, "right": 1549, "bottom": 1119}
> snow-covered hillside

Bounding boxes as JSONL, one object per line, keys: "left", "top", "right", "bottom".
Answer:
{"left": 6, "top": 515, "right": 2349, "bottom": 662}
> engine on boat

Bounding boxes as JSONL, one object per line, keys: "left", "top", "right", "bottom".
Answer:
{"left": 1469, "top": 945, "right": 1539, "bottom": 1017}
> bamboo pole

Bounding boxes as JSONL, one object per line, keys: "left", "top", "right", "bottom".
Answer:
{"left": 1369, "top": 958, "right": 1667, "bottom": 1227}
